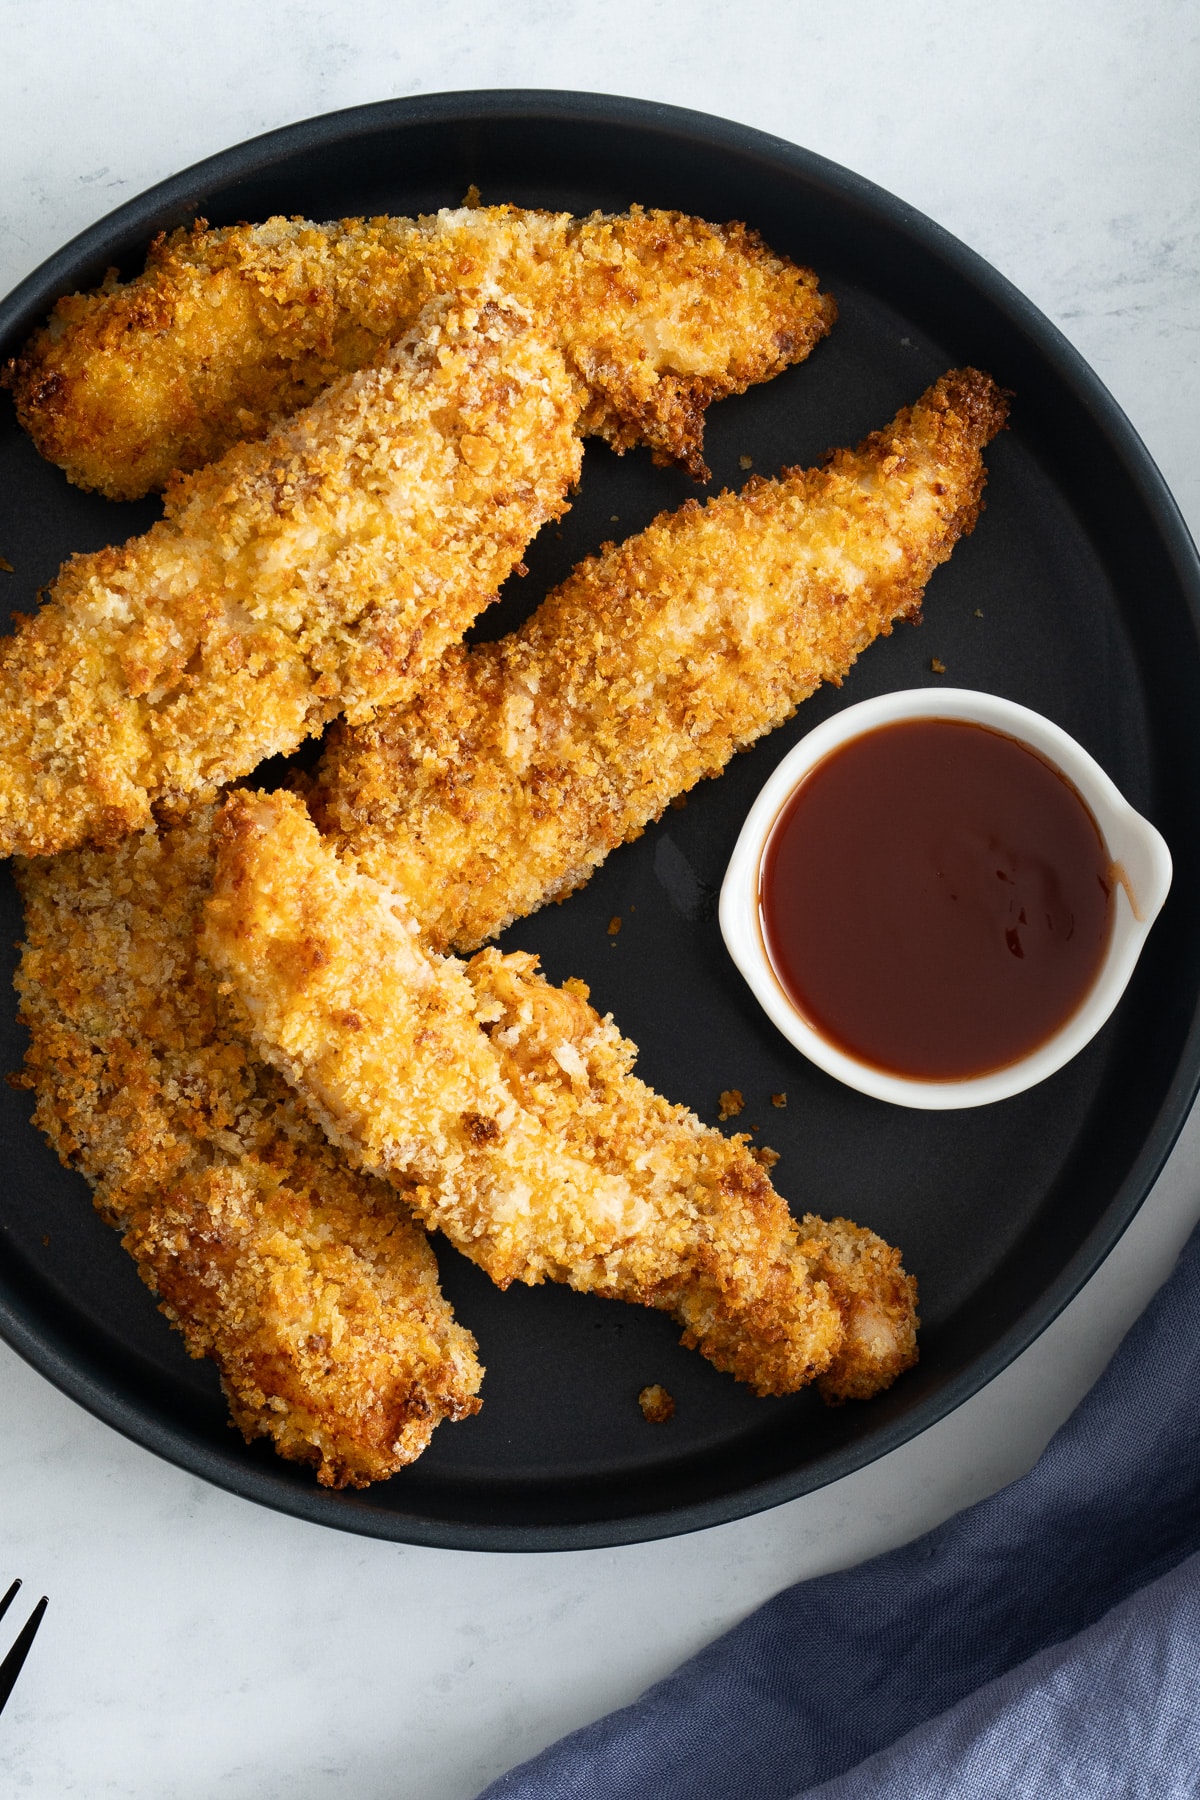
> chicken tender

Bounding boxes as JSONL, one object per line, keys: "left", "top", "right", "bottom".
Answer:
{"left": 311, "top": 369, "right": 1008, "bottom": 949}
{"left": 4, "top": 204, "right": 835, "bottom": 497}
{"left": 201, "top": 790, "right": 849, "bottom": 1396}
{"left": 14, "top": 811, "right": 482, "bottom": 1488}
{"left": 0, "top": 295, "right": 583, "bottom": 860}
{"left": 462, "top": 948, "right": 916, "bottom": 1402}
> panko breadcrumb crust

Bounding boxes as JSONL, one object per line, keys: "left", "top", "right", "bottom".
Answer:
{"left": 0, "top": 295, "right": 583, "bottom": 860}
{"left": 3, "top": 204, "right": 836, "bottom": 497}
{"left": 311, "top": 370, "right": 1009, "bottom": 950}
{"left": 202, "top": 791, "right": 916, "bottom": 1399}
{"left": 7, "top": 367, "right": 1009, "bottom": 1481}
{"left": 465, "top": 948, "right": 917, "bottom": 1404}
{"left": 14, "top": 812, "right": 482, "bottom": 1489}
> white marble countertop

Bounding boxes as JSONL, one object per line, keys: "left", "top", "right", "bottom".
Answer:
{"left": 2, "top": 4, "right": 1198, "bottom": 1795}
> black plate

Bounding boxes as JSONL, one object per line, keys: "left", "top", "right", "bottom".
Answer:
{"left": 2, "top": 92, "right": 1199, "bottom": 1552}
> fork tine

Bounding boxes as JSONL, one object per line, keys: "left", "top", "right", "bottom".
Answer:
{"left": 0, "top": 1595, "right": 48, "bottom": 1716}
{"left": 0, "top": 1581, "right": 19, "bottom": 1627}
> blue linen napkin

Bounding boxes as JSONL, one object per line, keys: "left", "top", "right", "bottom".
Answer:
{"left": 804, "top": 1549, "right": 1200, "bottom": 1798}
{"left": 480, "top": 1220, "right": 1200, "bottom": 1799}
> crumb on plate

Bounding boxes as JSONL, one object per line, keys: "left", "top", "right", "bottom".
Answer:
{"left": 639, "top": 1384, "right": 675, "bottom": 1422}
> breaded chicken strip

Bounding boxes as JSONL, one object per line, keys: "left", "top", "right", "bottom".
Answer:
{"left": 461, "top": 949, "right": 916, "bottom": 1404}
{"left": 312, "top": 369, "right": 1008, "bottom": 950}
{"left": 14, "top": 812, "right": 482, "bottom": 1488}
{"left": 202, "top": 789, "right": 891, "bottom": 1398}
{"left": 4, "top": 205, "right": 835, "bottom": 497}
{"left": 0, "top": 295, "right": 583, "bottom": 860}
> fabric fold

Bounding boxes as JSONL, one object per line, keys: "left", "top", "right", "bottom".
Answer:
{"left": 479, "top": 1221, "right": 1200, "bottom": 1798}
{"left": 805, "top": 1549, "right": 1200, "bottom": 1799}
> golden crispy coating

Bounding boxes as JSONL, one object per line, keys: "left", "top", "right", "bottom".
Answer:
{"left": 202, "top": 791, "right": 847, "bottom": 1396}
{"left": 4, "top": 205, "right": 835, "bottom": 497}
{"left": 464, "top": 949, "right": 904, "bottom": 1398}
{"left": 799, "top": 1215, "right": 920, "bottom": 1403}
{"left": 7, "top": 383, "right": 972, "bottom": 1492}
{"left": 0, "top": 296, "right": 583, "bottom": 860}
{"left": 14, "top": 811, "right": 482, "bottom": 1488}
{"left": 312, "top": 370, "right": 1008, "bottom": 950}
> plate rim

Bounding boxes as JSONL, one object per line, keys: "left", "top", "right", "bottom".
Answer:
{"left": 3, "top": 88, "right": 1200, "bottom": 1552}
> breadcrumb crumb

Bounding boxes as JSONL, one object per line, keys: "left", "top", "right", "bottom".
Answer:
{"left": 638, "top": 1384, "right": 675, "bottom": 1422}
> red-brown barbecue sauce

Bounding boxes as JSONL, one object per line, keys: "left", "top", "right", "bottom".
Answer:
{"left": 760, "top": 719, "right": 1114, "bottom": 1080}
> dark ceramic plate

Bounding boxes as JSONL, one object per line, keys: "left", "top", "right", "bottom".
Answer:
{"left": 2, "top": 93, "right": 1199, "bottom": 1551}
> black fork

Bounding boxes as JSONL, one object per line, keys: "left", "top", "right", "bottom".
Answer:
{"left": 0, "top": 1580, "right": 48, "bottom": 1717}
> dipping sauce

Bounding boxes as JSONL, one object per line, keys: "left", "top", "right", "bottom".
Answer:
{"left": 760, "top": 718, "right": 1114, "bottom": 1080}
